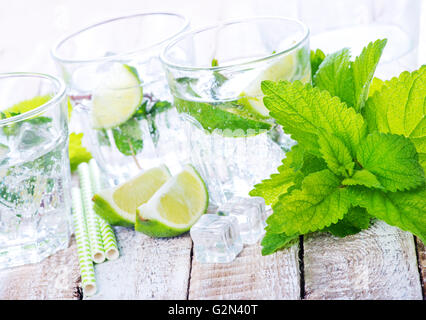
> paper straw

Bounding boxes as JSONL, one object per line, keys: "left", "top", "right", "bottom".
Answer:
{"left": 71, "top": 188, "right": 97, "bottom": 297}
{"left": 77, "top": 163, "right": 105, "bottom": 264}
{"left": 88, "top": 159, "right": 120, "bottom": 261}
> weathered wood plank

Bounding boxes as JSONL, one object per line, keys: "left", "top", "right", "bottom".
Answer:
{"left": 0, "top": 237, "right": 81, "bottom": 300}
{"left": 86, "top": 227, "right": 192, "bottom": 299}
{"left": 415, "top": 237, "right": 425, "bottom": 298}
{"left": 188, "top": 242, "right": 300, "bottom": 300}
{"left": 304, "top": 221, "right": 422, "bottom": 300}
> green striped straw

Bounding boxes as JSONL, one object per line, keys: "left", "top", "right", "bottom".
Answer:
{"left": 88, "top": 159, "right": 119, "bottom": 261}
{"left": 71, "top": 188, "right": 97, "bottom": 297}
{"left": 77, "top": 163, "right": 105, "bottom": 264}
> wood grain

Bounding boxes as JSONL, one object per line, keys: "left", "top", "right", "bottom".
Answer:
{"left": 303, "top": 221, "right": 422, "bottom": 300}
{"left": 0, "top": 236, "right": 81, "bottom": 300}
{"left": 188, "top": 242, "right": 300, "bottom": 300}
{"left": 86, "top": 227, "right": 192, "bottom": 300}
{"left": 415, "top": 237, "right": 425, "bottom": 299}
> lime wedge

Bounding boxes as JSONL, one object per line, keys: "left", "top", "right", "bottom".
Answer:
{"left": 238, "top": 52, "right": 297, "bottom": 117}
{"left": 135, "top": 165, "right": 208, "bottom": 237}
{"left": 92, "top": 165, "right": 171, "bottom": 227}
{"left": 174, "top": 98, "right": 272, "bottom": 135}
{"left": 91, "top": 64, "right": 143, "bottom": 129}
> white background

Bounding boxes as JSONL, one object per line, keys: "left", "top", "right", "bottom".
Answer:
{"left": 0, "top": 0, "right": 425, "bottom": 74}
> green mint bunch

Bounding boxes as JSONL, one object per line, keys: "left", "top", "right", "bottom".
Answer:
{"left": 250, "top": 39, "right": 426, "bottom": 255}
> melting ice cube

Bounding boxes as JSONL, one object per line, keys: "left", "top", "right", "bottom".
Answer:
{"left": 218, "top": 196, "right": 266, "bottom": 245}
{"left": 190, "top": 214, "right": 243, "bottom": 263}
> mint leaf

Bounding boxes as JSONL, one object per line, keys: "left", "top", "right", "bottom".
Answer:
{"left": 261, "top": 232, "right": 299, "bottom": 256}
{"left": 133, "top": 100, "right": 148, "bottom": 120}
{"left": 314, "top": 39, "right": 387, "bottom": 112}
{"left": 266, "top": 169, "right": 351, "bottom": 235}
{"left": 146, "top": 116, "right": 159, "bottom": 145}
{"left": 356, "top": 132, "right": 424, "bottom": 192}
{"left": 349, "top": 39, "right": 387, "bottom": 111}
{"left": 175, "top": 77, "right": 201, "bottom": 98}
{"left": 250, "top": 145, "right": 327, "bottom": 205}
{"left": 342, "top": 169, "right": 383, "bottom": 189}
{"left": 310, "top": 49, "right": 326, "bottom": 79}
{"left": 69, "top": 133, "right": 92, "bottom": 172}
{"left": 250, "top": 145, "right": 305, "bottom": 205}
{"left": 149, "top": 100, "right": 173, "bottom": 117}
{"left": 250, "top": 164, "right": 300, "bottom": 206}
{"left": 286, "top": 153, "right": 328, "bottom": 195}
{"left": 133, "top": 99, "right": 172, "bottom": 120}
{"left": 298, "top": 152, "right": 328, "bottom": 175}
{"left": 368, "top": 77, "right": 385, "bottom": 98}
{"left": 363, "top": 66, "right": 426, "bottom": 171}
{"left": 174, "top": 97, "right": 272, "bottom": 133}
{"left": 112, "top": 118, "right": 143, "bottom": 156}
{"left": 27, "top": 117, "right": 52, "bottom": 125}
{"left": 313, "top": 48, "right": 351, "bottom": 99}
{"left": 348, "top": 185, "right": 426, "bottom": 243}
{"left": 318, "top": 133, "right": 354, "bottom": 177}
{"left": 325, "top": 207, "right": 371, "bottom": 237}
{"left": 261, "top": 80, "right": 367, "bottom": 157}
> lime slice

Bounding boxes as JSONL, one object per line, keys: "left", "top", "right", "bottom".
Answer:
{"left": 175, "top": 98, "right": 272, "bottom": 135}
{"left": 238, "top": 52, "right": 297, "bottom": 117}
{"left": 135, "top": 165, "right": 208, "bottom": 237}
{"left": 2, "top": 95, "right": 51, "bottom": 117}
{"left": 92, "top": 165, "right": 171, "bottom": 227}
{"left": 91, "top": 64, "right": 143, "bottom": 129}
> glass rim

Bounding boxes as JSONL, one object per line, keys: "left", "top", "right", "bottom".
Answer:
{"left": 0, "top": 72, "right": 66, "bottom": 126}
{"left": 51, "top": 11, "right": 190, "bottom": 64}
{"left": 160, "top": 16, "right": 310, "bottom": 72}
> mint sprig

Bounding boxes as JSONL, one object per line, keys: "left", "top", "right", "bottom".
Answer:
{"left": 104, "top": 96, "right": 173, "bottom": 157}
{"left": 251, "top": 39, "right": 426, "bottom": 255}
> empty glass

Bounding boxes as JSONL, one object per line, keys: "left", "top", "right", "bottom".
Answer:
{"left": 51, "top": 12, "right": 190, "bottom": 183}
{"left": 0, "top": 73, "right": 71, "bottom": 269}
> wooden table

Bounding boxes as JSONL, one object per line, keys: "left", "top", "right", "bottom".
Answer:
{"left": 0, "top": 216, "right": 424, "bottom": 299}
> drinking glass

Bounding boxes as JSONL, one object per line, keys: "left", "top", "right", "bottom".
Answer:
{"left": 297, "top": 0, "right": 422, "bottom": 79}
{"left": 161, "top": 17, "right": 310, "bottom": 206}
{"left": 0, "top": 73, "right": 71, "bottom": 269}
{"left": 51, "top": 12, "right": 190, "bottom": 182}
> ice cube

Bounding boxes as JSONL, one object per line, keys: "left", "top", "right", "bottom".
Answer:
{"left": 218, "top": 196, "right": 266, "bottom": 245}
{"left": 190, "top": 214, "right": 243, "bottom": 263}
{"left": 17, "top": 122, "right": 49, "bottom": 151}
